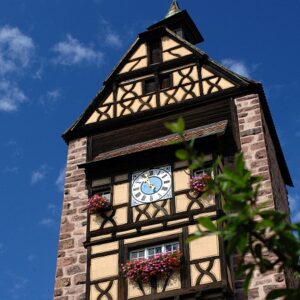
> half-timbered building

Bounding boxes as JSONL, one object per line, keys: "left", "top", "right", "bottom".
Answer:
{"left": 54, "top": 1, "right": 293, "bottom": 299}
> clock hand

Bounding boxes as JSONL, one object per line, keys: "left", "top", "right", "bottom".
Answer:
{"left": 143, "top": 174, "right": 156, "bottom": 191}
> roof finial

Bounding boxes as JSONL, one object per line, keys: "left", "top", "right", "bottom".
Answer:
{"left": 165, "top": 0, "right": 181, "bottom": 19}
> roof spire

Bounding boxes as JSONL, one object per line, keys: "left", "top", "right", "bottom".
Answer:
{"left": 165, "top": 0, "right": 181, "bottom": 19}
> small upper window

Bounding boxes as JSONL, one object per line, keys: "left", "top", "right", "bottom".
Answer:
{"left": 144, "top": 78, "right": 156, "bottom": 94}
{"left": 130, "top": 242, "right": 179, "bottom": 260}
{"left": 160, "top": 74, "right": 172, "bottom": 90}
{"left": 149, "top": 40, "right": 162, "bottom": 65}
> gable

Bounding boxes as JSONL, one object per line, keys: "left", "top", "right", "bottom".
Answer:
{"left": 85, "top": 61, "right": 236, "bottom": 125}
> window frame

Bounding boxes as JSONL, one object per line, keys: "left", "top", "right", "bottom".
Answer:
{"left": 129, "top": 241, "right": 180, "bottom": 260}
{"left": 148, "top": 39, "right": 162, "bottom": 65}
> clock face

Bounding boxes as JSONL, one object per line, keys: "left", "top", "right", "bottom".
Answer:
{"left": 131, "top": 165, "right": 173, "bottom": 206}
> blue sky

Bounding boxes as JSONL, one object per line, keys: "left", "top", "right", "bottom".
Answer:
{"left": 0, "top": 0, "right": 299, "bottom": 299}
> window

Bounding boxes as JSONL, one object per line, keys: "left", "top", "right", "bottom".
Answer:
{"left": 149, "top": 39, "right": 162, "bottom": 64}
{"left": 193, "top": 168, "right": 213, "bottom": 178}
{"left": 144, "top": 78, "right": 156, "bottom": 94}
{"left": 130, "top": 242, "right": 179, "bottom": 260}
{"left": 160, "top": 74, "right": 172, "bottom": 90}
{"left": 92, "top": 187, "right": 112, "bottom": 203}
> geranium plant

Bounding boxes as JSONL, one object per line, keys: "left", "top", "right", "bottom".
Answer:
{"left": 190, "top": 173, "right": 211, "bottom": 193}
{"left": 87, "top": 194, "right": 111, "bottom": 213}
{"left": 121, "top": 251, "right": 182, "bottom": 285}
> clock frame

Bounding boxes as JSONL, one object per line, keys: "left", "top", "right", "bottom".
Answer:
{"left": 131, "top": 165, "right": 173, "bottom": 206}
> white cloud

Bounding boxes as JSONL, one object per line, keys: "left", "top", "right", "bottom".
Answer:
{"left": 31, "top": 165, "right": 47, "bottom": 185}
{"left": 53, "top": 34, "right": 103, "bottom": 66}
{"left": 7, "top": 271, "right": 28, "bottom": 299}
{"left": 0, "top": 26, "right": 34, "bottom": 75}
{"left": 56, "top": 167, "right": 65, "bottom": 191}
{"left": 39, "top": 88, "right": 61, "bottom": 106}
{"left": 0, "top": 26, "right": 34, "bottom": 112}
{"left": 0, "top": 79, "right": 27, "bottom": 112}
{"left": 2, "top": 166, "right": 19, "bottom": 174}
{"left": 221, "top": 58, "right": 250, "bottom": 78}
{"left": 48, "top": 203, "right": 57, "bottom": 216}
{"left": 105, "top": 32, "right": 122, "bottom": 48}
{"left": 39, "top": 218, "right": 55, "bottom": 226}
{"left": 27, "top": 254, "right": 36, "bottom": 262}
{"left": 289, "top": 193, "right": 300, "bottom": 222}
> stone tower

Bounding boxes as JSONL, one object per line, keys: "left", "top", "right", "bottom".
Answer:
{"left": 53, "top": 1, "right": 293, "bottom": 299}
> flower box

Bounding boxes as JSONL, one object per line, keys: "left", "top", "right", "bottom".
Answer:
{"left": 121, "top": 251, "right": 182, "bottom": 286}
{"left": 87, "top": 194, "right": 112, "bottom": 213}
{"left": 190, "top": 173, "right": 211, "bottom": 193}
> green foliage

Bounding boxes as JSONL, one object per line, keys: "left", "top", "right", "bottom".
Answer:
{"left": 166, "top": 118, "right": 300, "bottom": 299}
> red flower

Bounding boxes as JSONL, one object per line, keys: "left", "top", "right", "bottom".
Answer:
{"left": 87, "top": 194, "right": 111, "bottom": 213}
{"left": 190, "top": 174, "right": 211, "bottom": 193}
{"left": 121, "top": 251, "right": 182, "bottom": 285}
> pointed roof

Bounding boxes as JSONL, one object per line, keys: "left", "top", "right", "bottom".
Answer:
{"left": 165, "top": 0, "right": 181, "bottom": 19}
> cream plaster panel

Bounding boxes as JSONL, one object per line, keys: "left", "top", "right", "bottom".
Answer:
{"left": 117, "top": 229, "right": 136, "bottom": 237}
{"left": 86, "top": 111, "right": 100, "bottom": 125}
{"left": 116, "top": 103, "right": 130, "bottom": 117}
{"left": 219, "top": 78, "right": 235, "bottom": 89}
{"left": 119, "top": 61, "right": 137, "bottom": 74}
{"left": 188, "top": 220, "right": 216, "bottom": 234}
{"left": 147, "top": 201, "right": 170, "bottom": 217}
{"left": 104, "top": 92, "right": 114, "bottom": 104}
{"left": 202, "top": 68, "right": 214, "bottom": 79}
{"left": 90, "top": 234, "right": 112, "bottom": 242}
{"left": 189, "top": 235, "right": 219, "bottom": 260}
{"left": 98, "top": 105, "right": 114, "bottom": 120}
{"left": 133, "top": 207, "right": 147, "bottom": 222}
{"left": 125, "top": 228, "right": 182, "bottom": 244}
{"left": 117, "top": 82, "right": 142, "bottom": 101}
{"left": 203, "top": 81, "right": 210, "bottom": 95}
{"left": 157, "top": 273, "right": 181, "bottom": 293}
{"left": 90, "top": 214, "right": 100, "bottom": 231}
{"left": 163, "top": 47, "right": 192, "bottom": 62}
{"left": 90, "top": 280, "right": 118, "bottom": 300}
{"left": 90, "top": 254, "right": 119, "bottom": 281}
{"left": 91, "top": 242, "right": 119, "bottom": 255}
{"left": 113, "top": 183, "right": 129, "bottom": 205}
{"left": 142, "top": 223, "right": 163, "bottom": 230}
{"left": 161, "top": 83, "right": 199, "bottom": 105}
{"left": 174, "top": 169, "right": 190, "bottom": 192}
{"left": 200, "top": 194, "right": 216, "bottom": 208}
{"left": 162, "top": 36, "right": 180, "bottom": 51}
{"left": 139, "top": 94, "right": 157, "bottom": 111}
{"left": 160, "top": 63, "right": 195, "bottom": 75}
{"left": 168, "top": 218, "right": 189, "bottom": 226}
{"left": 115, "top": 207, "right": 128, "bottom": 225}
{"left": 128, "top": 281, "right": 151, "bottom": 298}
{"left": 131, "top": 43, "right": 147, "bottom": 59}
{"left": 132, "top": 58, "right": 147, "bottom": 71}
{"left": 173, "top": 66, "right": 198, "bottom": 86}
{"left": 90, "top": 213, "right": 113, "bottom": 232}
{"left": 190, "top": 259, "right": 221, "bottom": 286}
{"left": 163, "top": 51, "right": 178, "bottom": 62}
{"left": 175, "top": 194, "right": 190, "bottom": 213}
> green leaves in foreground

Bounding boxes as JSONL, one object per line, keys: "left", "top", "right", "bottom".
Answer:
{"left": 166, "top": 117, "right": 300, "bottom": 299}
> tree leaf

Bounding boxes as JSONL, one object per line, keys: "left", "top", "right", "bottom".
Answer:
{"left": 197, "top": 218, "right": 217, "bottom": 232}
{"left": 175, "top": 149, "right": 189, "bottom": 160}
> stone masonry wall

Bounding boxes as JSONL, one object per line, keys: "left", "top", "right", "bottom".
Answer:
{"left": 54, "top": 137, "right": 88, "bottom": 300}
{"left": 234, "top": 94, "right": 287, "bottom": 300}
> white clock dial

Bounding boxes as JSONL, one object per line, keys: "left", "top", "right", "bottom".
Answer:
{"left": 131, "top": 165, "right": 173, "bottom": 206}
